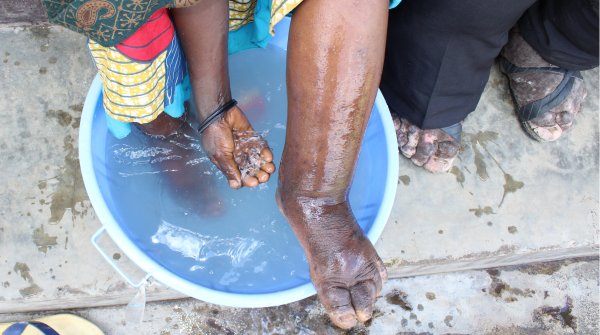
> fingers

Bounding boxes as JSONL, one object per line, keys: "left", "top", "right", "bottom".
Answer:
{"left": 213, "top": 106, "right": 277, "bottom": 188}
{"left": 261, "top": 147, "right": 274, "bottom": 163}
{"left": 259, "top": 147, "right": 276, "bottom": 175}
{"left": 242, "top": 176, "right": 259, "bottom": 188}
{"left": 261, "top": 162, "right": 276, "bottom": 174}
{"left": 211, "top": 153, "right": 242, "bottom": 189}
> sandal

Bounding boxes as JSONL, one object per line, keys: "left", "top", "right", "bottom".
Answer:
{"left": 0, "top": 314, "right": 104, "bottom": 335}
{"left": 499, "top": 31, "right": 587, "bottom": 142}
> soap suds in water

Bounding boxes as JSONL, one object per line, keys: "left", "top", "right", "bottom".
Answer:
{"left": 151, "top": 221, "right": 263, "bottom": 267}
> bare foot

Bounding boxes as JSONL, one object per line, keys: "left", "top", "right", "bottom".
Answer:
{"left": 279, "top": 196, "right": 387, "bottom": 329}
{"left": 524, "top": 78, "right": 586, "bottom": 141}
{"left": 137, "top": 116, "right": 225, "bottom": 217}
{"left": 160, "top": 129, "right": 225, "bottom": 217}
{"left": 393, "top": 115, "right": 460, "bottom": 173}
{"left": 500, "top": 31, "right": 588, "bottom": 142}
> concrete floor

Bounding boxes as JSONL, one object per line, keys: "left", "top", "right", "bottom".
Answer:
{"left": 2, "top": 258, "right": 598, "bottom": 335}
{"left": 0, "top": 24, "right": 598, "bottom": 334}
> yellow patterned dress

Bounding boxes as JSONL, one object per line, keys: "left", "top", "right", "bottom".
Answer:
{"left": 43, "top": 0, "right": 303, "bottom": 138}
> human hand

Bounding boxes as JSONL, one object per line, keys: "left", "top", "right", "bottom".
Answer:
{"left": 201, "top": 105, "right": 275, "bottom": 189}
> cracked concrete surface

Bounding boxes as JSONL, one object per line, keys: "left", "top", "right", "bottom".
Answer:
{"left": 0, "top": 23, "right": 598, "bottom": 334}
{"left": 1, "top": 258, "right": 598, "bottom": 334}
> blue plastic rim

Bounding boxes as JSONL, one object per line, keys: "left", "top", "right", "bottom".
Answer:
{"left": 79, "top": 18, "right": 399, "bottom": 308}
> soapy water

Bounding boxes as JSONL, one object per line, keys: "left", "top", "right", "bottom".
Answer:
{"left": 233, "top": 130, "right": 269, "bottom": 179}
{"left": 100, "top": 45, "right": 312, "bottom": 294}
{"left": 151, "top": 220, "right": 263, "bottom": 267}
{"left": 94, "top": 44, "right": 386, "bottom": 294}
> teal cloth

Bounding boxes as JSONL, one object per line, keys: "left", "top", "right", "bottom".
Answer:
{"left": 228, "top": 0, "right": 273, "bottom": 54}
{"left": 389, "top": 0, "right": 401, "bottom": 8}
{"left": 228, "top": 0, "right": 402, "bottom": 54}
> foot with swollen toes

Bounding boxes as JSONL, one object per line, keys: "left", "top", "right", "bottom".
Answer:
{"left": 277, "top": 193, "right": 388, "bottom": 329}
{"left": 393, "top": 115, "right": 461, "bottom": 173}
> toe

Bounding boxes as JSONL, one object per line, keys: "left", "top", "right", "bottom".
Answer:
{"left": 424, "top": 156, "right": 455, "bottom": 173}
{"left": 411, "top": 141, "right": 435, "bottom": 166}
{"left": 400, "top": 144, "right": 416, "bottom": 158}
{"left": 397, "top": 131, "right": 408, "bottom": 149}
{"left": 530, "top": 122, "right": 563, "bottom": 141}
{"left": 406, "top": 125, "right": 420, "bottom": 147}
{"left": 376, "top": 258, "right": 388, "bottom": 283}
{"left": 530, "top": 111, "right": 556, "bottom": 127}
{"left": 320, "top": 286, "right": 357, "bottom": 329}
{"left": 556, "top": 111, "right": 574, "bottom": 128}
{"left": 437, "top": 140, "right": 459, "bottom": 159}
{"left": 350, "top": 281, "right": 378, "bottom": 323}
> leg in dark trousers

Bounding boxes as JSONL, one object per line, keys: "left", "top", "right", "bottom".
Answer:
{"left": 519, "top": 0, "right": 599, "bottom": 70}
{"left": 501, "top": 0, "right": 599, "bottom": 141}
{"left": 380, "top": 0, "right": 535, "bottom": 172}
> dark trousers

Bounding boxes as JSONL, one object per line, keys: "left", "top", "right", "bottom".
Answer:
{"left": 380, "top": 0, "right": 599, "bottom": 129}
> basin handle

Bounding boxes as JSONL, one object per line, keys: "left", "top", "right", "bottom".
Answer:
{"left": 91, "top": 227, "right": 151, "bottom": 288}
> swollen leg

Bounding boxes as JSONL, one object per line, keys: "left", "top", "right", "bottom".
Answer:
{"left": 277, "top": 0, "right": 388, "bottom": 329}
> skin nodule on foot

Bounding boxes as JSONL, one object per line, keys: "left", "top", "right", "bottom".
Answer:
{"left": 393, "top": 115, "right": 460, "bottom": 173}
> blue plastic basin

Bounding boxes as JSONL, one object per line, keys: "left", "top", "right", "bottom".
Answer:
{"left": 79, "top": 18, "right": 398, "bottom": 308}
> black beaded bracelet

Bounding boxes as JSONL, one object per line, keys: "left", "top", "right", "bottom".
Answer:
{"left": 197, "top": 99, "right": 238, "bottom": 133}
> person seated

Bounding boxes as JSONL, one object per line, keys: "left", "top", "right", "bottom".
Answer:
{"left": 381, "top": 0, "right": 598, "bottom": 173}
{"left": 43, "top": 0, "right": 398, "bottom": 329}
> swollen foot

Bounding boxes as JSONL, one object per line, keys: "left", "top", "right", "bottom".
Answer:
{"left": 161, "top": 130, "right": 225, "bottom": 217}
{"left": 393, "top": 115, "right": 460, "bottom": 173}
{"left": 500, "top": 31, "right": 587, "bottom": 142}
{"left": 280, "top": 197, "right": 387, "bottom": 329}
